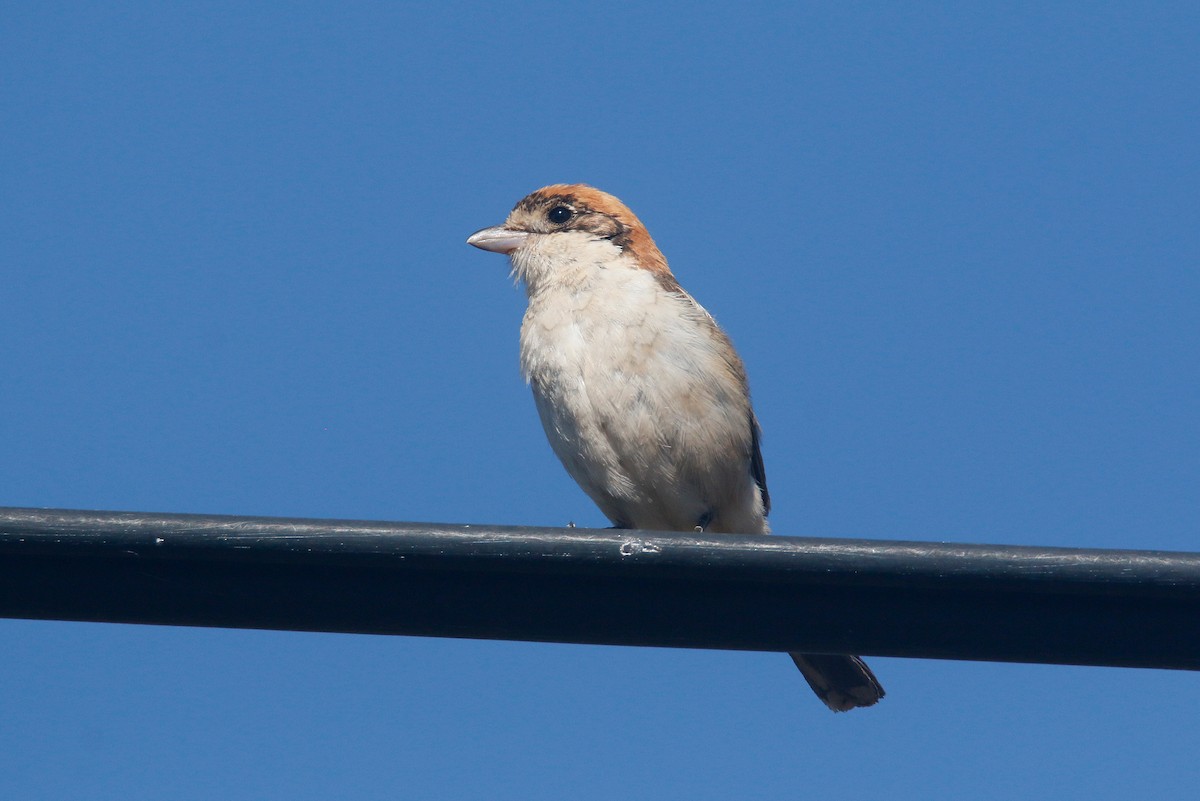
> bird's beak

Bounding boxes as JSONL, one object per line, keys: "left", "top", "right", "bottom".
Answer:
{"left": 466, "top": 226, "right": 529, "bottom": 254}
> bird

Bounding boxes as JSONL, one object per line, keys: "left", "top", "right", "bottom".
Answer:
{"left": 466, "top": 184, "right": 885, "bottom": 712}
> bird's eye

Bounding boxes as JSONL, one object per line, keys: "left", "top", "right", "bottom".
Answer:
{"left": 547, "top": 206, "right": 574, "bottom": 225}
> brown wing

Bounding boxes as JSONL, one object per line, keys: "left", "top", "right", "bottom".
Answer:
{"left": 750, "top": 412, "right": 770, "bottom": 516}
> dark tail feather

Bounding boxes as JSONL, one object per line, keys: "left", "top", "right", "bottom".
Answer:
{"left": 789, "top": 653, "right": 885, "bottom": 712}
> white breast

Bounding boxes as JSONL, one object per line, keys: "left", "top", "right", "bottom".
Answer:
{"left": 514, "top": 240, "right": 766, "bottom": 534}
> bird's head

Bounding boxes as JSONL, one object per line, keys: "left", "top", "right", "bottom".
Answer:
{"left": 467, "top": 184, "right": 671, "bottom": 291}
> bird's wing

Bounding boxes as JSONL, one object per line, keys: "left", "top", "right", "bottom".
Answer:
{"left": 749, "top": 412, "right": 770, "bottom": 516}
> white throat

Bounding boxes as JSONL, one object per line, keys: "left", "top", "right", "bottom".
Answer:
{"left": 509, "top": 232, "right": 632, "bottom": 297}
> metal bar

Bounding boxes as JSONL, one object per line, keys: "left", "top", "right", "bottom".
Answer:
{"left": 1, "top": 506, "right": 1198, "bottom": 669}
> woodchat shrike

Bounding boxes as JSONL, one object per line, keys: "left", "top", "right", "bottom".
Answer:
{"left": 468, "top": 184, "right": 885, "bottom": 711}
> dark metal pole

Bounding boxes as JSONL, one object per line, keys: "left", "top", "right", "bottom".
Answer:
{"left": 1, "top": 506, "right": 1198, "bottom": 669}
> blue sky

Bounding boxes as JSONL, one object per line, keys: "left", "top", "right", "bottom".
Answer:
{"left": 2, "top": 3, "right": 1198, "bottom": 798}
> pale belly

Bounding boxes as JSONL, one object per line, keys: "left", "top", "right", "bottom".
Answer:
{"left": 519, "top": 279, "right": 765, "bottom": 534}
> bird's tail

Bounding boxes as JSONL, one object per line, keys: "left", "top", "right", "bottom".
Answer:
{"left": 789, "top": 653, "right": 885, "bottom": 712}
